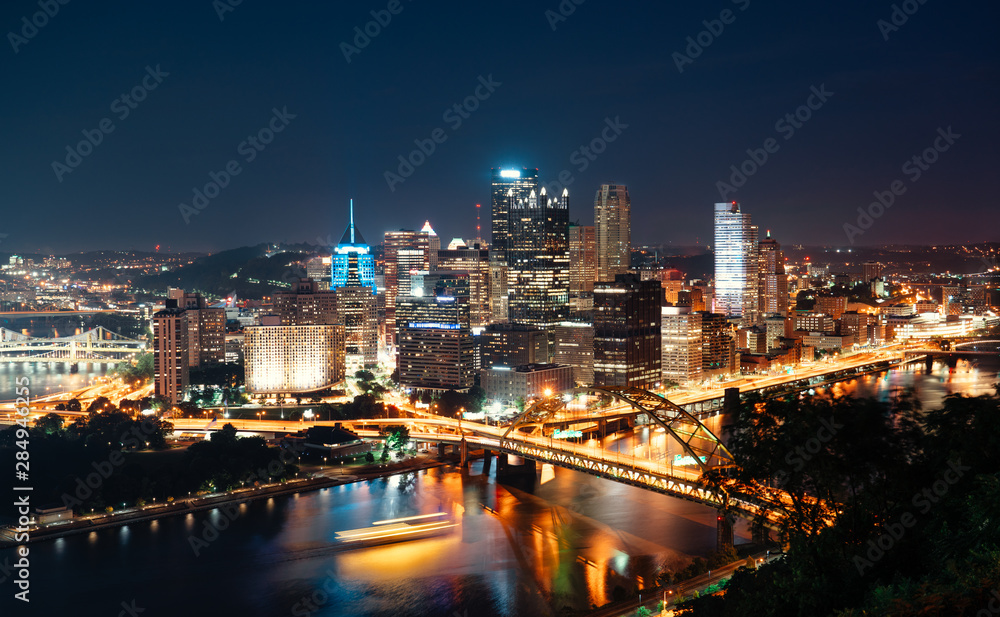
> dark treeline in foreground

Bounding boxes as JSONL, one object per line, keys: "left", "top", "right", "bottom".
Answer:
{"left": 685, "top": 387, "right": 1000, "bottom": 616}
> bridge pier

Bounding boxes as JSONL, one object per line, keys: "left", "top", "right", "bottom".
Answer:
{"left": 752, "top": 523, "right": 770, "bottom": 545}
{"left": 717, "top": 511, "right": 735, "bottom": 551}
{"left": 482, "top": 449, "right": 493, "bottom": 473}
{"left": 925, "top": 355, "right": 934, "bottom": 373}
{"left": 459, "top": 439, "right": 468, "bottom": 468}
{"left": 496, "top": 453, "right": 536, "bottom": 481}
{"left": 723, "top": 388, "right": 741, "bottom": 415}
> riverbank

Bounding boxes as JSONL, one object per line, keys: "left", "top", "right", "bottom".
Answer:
{"left": 0, "top": 456, "right": 447, "bottom": 547}
{"left": 585, "top": 550, "right": 782, "bottom": 617}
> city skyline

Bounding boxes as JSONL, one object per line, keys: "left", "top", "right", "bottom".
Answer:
{"left": 1, "top": 2, "right": 997, "bottom": 255}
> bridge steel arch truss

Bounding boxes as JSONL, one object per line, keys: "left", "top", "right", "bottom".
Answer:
{"left": 501, "top": 386, "right": 736, "bottom": 473}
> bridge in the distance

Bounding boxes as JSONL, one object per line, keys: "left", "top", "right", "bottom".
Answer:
{"left": 0, "top": 326, "right": 146, "bottom": 363}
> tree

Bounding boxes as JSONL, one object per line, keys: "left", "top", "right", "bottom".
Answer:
{"left": 382, "top": 426, "right": 410, "bottom": 451}
{"left": 34, "top": 413, "right": 64, "bottom": 435}
{"left": 66, "top": 398, "right": 82, "bottom": 412}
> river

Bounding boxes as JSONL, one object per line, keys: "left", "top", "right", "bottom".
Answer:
{"left": 0, "top": 356, "right": 996, "bottom": 616}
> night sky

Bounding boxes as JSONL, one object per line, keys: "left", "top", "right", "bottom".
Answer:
{"left": 2, "top": 0, "right": 998, "bottom": 254}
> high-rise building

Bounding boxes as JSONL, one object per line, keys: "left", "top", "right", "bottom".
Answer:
{"left": 714, "top": 202, "right": 759, "bottom": 325}
{"left": 757, "top": 230, "right": 788, "bottom": 318}
{"left": 152, "top": 304, "right": 189, "bottom": 405}
{"left": 699, "top": 312, "right": 736, "bottom": 376}
{"left": 569, "top": 224, "right": 596, "bottom": 310}
{"left": 171, "top": 291, "right": 225, "bottom": 368}
{"left": 383, "top": 225, "right": 439, "bottom": 346}
{"left": 396, "top": 275, "right": 474, "bottom": 392}
{"left": 862, "top": 262, "right": 885, "bottom": 283}
{"left": 305, "top": 256, "right": 332, "bottom": 291}
{"left": 661, "top": 307, "right": 702, "bottom": 385}
{"left": 437, "top": 241, "right": 491, "bottom": 330}
{"left": 488, "top": 257, "right": 509, "bottom": 324}
{"left": 332, "top": 200, "right": 376, "bottom": 294}
{"left": 595, "top": 184, "right": 631, "bottom": 282}
{"left": 508, "top": 187, "right": 570, "bottom": 330}
{"left": 274, "top": 278, "right": 339, "bottom": 325}
{"left": 553, "top": 321, "right": 595, "bottom": 385}
{"left": 480, "top": 323, "right": 548, "bottom": 369}
{"left": 593, "top": 274, "right": 661, "bottom": 388}
{"left": 334, "top": 286, "right": 378, "bottom": 371}
{"left": 331, "top": 204, "right": 378, "bottom": 368}
{"left": 491, "top": 167, "right": 540, "bottom": 264}
{"left": 245, "top": 319, "right": 346, "bottom": 394}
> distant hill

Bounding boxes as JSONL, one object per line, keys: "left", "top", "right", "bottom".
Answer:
{"left": 134, "top": 244, "right": 322, "bottom": 299}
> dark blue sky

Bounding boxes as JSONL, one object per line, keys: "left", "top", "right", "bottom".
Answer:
{"left": 2, "top": 0, "right": 997, "bottom": 254}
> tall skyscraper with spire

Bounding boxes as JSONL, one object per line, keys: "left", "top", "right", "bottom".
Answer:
{"left": 332, "top": 199, "right": 376, "bottom": 293}
{"left": 331, "top": 200, "right": 377, "bottom": 369}
{"left": 713, "top": 202, "right": 759, "bottom": 325}
{"left": 507, "top": 185, "right": 570, "bottom": 334}
{"left": 595, "top": 183, "right": 631, "bottom": 282}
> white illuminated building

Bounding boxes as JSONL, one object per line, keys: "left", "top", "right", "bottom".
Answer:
{"left": 714, "top": 202, "right": 759, "bottom": 325}
{"left": 245, "top": 320, "right": 346, "bottom": 393}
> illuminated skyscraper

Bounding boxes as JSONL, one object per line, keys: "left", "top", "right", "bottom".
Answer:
{"left": 396, "top": 272, "right": 474, "bottom": 391}
{"left": 507, "top": 187, "right": 570, "bottom": 330}
{"left": 332, "top": 200, "right": 376, "bottom": 293}
{"left": 383, "top": 224, "right": 439, "bottom": 346}
{"left": 713, "top": 202, "right": 759, "bottom": 325}
{"left": 593, "top": 273, "right": 661, "bottom": 388}
{"left": 569, "top": 224, "right": 596, "bottom": 310}
{"left": 661, "top": 307, "right": 702, "bottom": 385}
{"left": 437, "top": 241, "right": 491, "bottom": 330}
{"left": 595, "top": 184, "right": 631, "bottom": 282}
{"left": 757, "top": 230, "right": 788, "bottom": 317}
{"left": 491, "top": 167, "right": 539, "bottom": 264}
{"left": 330, "top": 201, "right": 378, "bottom": 369}
{"left": 152, "top": 304, "right": 189, "bottom": 405}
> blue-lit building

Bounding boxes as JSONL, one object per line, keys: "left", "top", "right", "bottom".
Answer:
{"left": 332, "top": 200, "right": 376, "bottom": 294}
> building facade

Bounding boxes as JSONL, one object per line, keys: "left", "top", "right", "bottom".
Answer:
{"left": 245, "top": 321, "right": 346, "bottom": 393}
{"left": 714, "top": 202, "right": 759, "bottom": 325}
{"left": 507, "top": 187, "right": 570, "bottom": 330}
{"left": 553, "top": 322, "right": 595, "bottom": 385}
{"left": 595, "top": 184, "right": 631, "bottom": 282}
{"left": 661, "top": 307, "right": 702, "bottom": 384}
{"left": 593, "top": 274, "right": 661, "bottom": 388}
{"left": 152, "top": 305, "right": 189, "bottom": 405}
